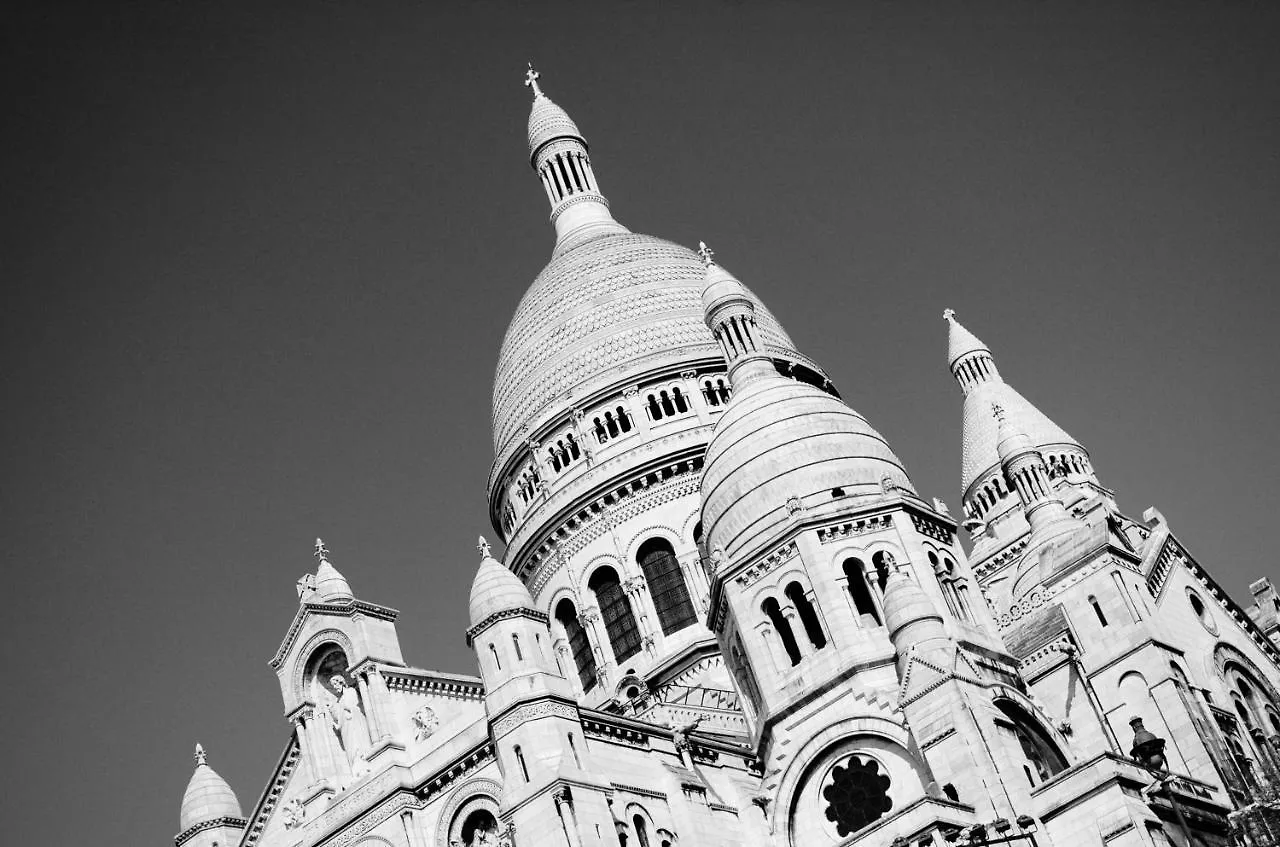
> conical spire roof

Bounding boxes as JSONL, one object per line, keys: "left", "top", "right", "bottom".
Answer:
{"left": 525, "top": 64, "right": 586, "bottom": 164}
{"left": 945, "top": 311, "right": 1086, "bottom": 499}
{"left": 469, "top": 537, "right": 535, "bottom": 627}
{"left": 312, "top": 538, "right": 353, "bottom": 602}
{"left": 179, "top": 744, "right": 243, "bottom": 831}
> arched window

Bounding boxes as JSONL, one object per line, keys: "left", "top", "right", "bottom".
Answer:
{"left": 673, "top": 387, "right": 688, "bottom": 413}
{"left": 511, "top": 634, "right": 523, "bottom": 662}
{"left": 762, "top": 596, "right": 801, "bottom": 665}
{"left": 995, "top": 700, "right": 1067, "bottom": 786}
{"left": 633, "top": 815, "right": 650, "bottom": 847}
{"left": 786, "top": 581, "right": 826, "bottom": 650}
{"left": 459, "top": 809, "right": 500, "bottom": 847}
{"left": 514, "top": 745, "right": 529, "bottom": 781}
{"left": 589, "top": 566, "right": 642, "bottom": 662}
{"left": 822, "top": 755, "right": 893, "bottom": 837}
{"left": 637, "top": 538, "right": 697, "bottom": 635}
{"left": 555, "top": 599, "right": 597, "bottom": 692}
{"left": 489, "top": 643, "right": 501, "bottom": 671}
{"left": 567, "top": 433, "right": 580, "bottom": 460}
{"left": 568, "top": 732, "right": 581, "bottom": 767}
{"left": 703, "top": 379, "right": 719, "bottom": 406}
{"left": 660, "top": 390, "right": 675, "bottom": 417}
{"left": 647, "top": 394, "right": 662, "bottom": 420}
{"left": 1089, "top": 595, "right": 1108, "bottom": 627}
{"left": 843, "top": 558, "right": 882, "bottom": 626}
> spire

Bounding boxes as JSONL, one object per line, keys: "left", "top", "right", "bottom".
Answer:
{"left": 944, "top": 308, "right": 1001, "bottom": 394}
{"left": 994, "top": 404, "right": 1086, "bottom": 601}
{"left": 468, "top": 536, "right": 535, "bottom": 632}
{"left": 881, "top": 560, "right": 948, "bottom": 666}
{"left": 524, "top": 67, "right": 627, "bottom": 250}
{"left": 945, "top": 310, "right": 1094, "bottom": 511}
{"left": 312, "top": 537, "right": 353, "bottom": 603}
{"left": 179, "top": 743, "right": 244, "bottom": 835}
{"left": 700, "top": 243, "right": 776, "bottom": 388}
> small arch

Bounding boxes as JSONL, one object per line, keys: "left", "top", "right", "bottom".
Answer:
{"left": 831, "top": 487, "right": 845, "bottom": 498}
{"left": 633, "top": 814, "right": 651, "bottom": 847}
{"left": 489, "top": 643, "right": 502, "bottom": 671}
{"left": 511, "top": 633, "right": 523, "bottom": 662}
{"left": 786, "top": 581, "right": 827, "bottom": 650}
{"left": 568, "top": 732, "right": 581, "bottom": 767}
{"left": 995, "top": 699, "right": 1068, "bottom": 785}
{"left": 871, "top": 551, "right": 893, "bottom": 591}
{"left": 647, "top": 394, "right": 662, "bottom": 421}
{"left": 843, "top": 558, "right": 882, "bottom": 626}
{"left": 762, "top": 596, "right": 802, "bottom": 665}
{"left": 554, "top": 598, "right": 598, "bottom": 692}
{"left": 514, "top": 745, "right": 529, "bottom": 781}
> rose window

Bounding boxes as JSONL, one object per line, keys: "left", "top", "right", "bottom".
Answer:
{"left": 821, "top": 755, "right": 892, "bottom": 836}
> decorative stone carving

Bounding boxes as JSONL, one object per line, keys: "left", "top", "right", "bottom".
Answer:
{"left": 786, "top": 496, "right": 803, "bottom": 516}
{"left": 411, "top": 706, "right": 439, "bottom": 742}
{"left": 280, "top": 797, "right": 305, "bottom": 830}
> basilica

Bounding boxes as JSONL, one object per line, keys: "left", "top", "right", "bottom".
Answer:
{"left": 174, "top": 70, "right": 1280, "bottom": 847}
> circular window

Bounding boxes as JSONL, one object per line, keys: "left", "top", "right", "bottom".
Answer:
{"left": 1187, "top": 589, "right": 1218, "bottom": 634}
{"left": 821, "top": 755, "right": 892, "bottom": 837}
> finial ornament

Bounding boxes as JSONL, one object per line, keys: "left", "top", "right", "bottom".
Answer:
{"left": 524, "top": 63, "right": 543, "bottom": 99}
{"left": 194, "top": 743, "right": 207, "bottom": 767}
{"left": 697, "top": 241, "right": 716, "bottom": 267}
{"left": 314, "top": 537, "right": 329, "bottom": 562}
{"left": 477, "top": 536, "right": 492, "bottom": 559}
{"left": 942, "top": 308, "right": 956, "bottom": 322}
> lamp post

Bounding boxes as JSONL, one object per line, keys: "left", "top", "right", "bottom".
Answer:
{"left": 1130, "top": 717, "right": 1200, "bottom": 846}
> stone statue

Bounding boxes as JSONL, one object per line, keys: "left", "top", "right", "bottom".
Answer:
{"left": 324, "top": 675, "right": 371, "bottom": 766}
{"left": 280, "top": 798, "right": 304, "bottom": 830}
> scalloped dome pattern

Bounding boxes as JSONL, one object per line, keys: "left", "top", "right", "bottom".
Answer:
{"left": 491, "top": 233, "right": 804, "bottom": 469}
{"left": 527, "top": 95, "right": 584, "bottom": 161}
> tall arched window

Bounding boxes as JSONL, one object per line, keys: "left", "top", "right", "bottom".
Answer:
{"left": 786, "top": 581, "right": 827, "bottom": 650}
{"left": 589, "top": 566, "right": 642, "bottom": 663}
{"left": 489, "top": 643, "right": 501, "bottom": 671}
{"left": 762, "top": 596, "right": 802, "bottom": 665}
{"left": 555, "top": 599, "right": 597, "bottom": 692}
{"left": 1089, "top": 595, "right": 1108, "bottom": 627}
{"left": 843, "top": 558, "right": 882, "bottom": 626}
{"left": 637, "top": 538, "right": 697, "bottom": 635}
{"left": 995, "top": 700, "right": 1067, "bottom": 786}
{"left": 633, "top": 814, "right": 651, "bottom": 847}
{"left": 511, "top": 633, "right": 523, "bottom": 662}
{"left": 514, "top": 745, "right": 529, "bottom": 781}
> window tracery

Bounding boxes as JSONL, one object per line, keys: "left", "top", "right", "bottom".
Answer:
{"left": 821, "top": 755, "right": 892, "bottom": 837}
{"left": 637, "top": 538, "right": 697, "bottom": 635}
{"left": 589, "top": 566, "right": 642, "bottom": 662}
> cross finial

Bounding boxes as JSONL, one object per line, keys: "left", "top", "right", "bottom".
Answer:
{"left": 194, "top": 743, "right": 207, "bottom": 767}
{"left": 314, "top": 537, "right": 329, "bottom": 562}
{"left": 477, "top": 536, "right": 492, "bottom": 559}
{"left": 942, "top": 308, "right": 956, "bottom": 322}
{"left": 524, "top": 63, "right": 543, "bottom": 99}
{"left": 697, "top": 241, "right": 716, "bottom": 267}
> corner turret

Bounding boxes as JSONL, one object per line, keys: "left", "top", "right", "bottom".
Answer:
{"left": 176, "top": 744, "right": 246, "bottom": 847}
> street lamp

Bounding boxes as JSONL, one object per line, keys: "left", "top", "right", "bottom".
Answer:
{"left": 1130, "top": 717, "right": 1200, "bottom": 846}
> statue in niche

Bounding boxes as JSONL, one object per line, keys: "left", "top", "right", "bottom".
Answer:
{"left": 280, "top": 798, "right": 304, "bottom": 830}
{"left": 322, "top": 674, "right": 371, "bottom": 767}
{"left": 411, "top": 705, "right": 439, "bottom": 742}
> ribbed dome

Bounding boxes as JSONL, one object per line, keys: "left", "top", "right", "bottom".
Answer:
{"left": 491, "top": 233, "right": 806, "bottom": 473}
{"left": 882, "top": 570, "right": 945, "bottom": 643}
{"left": 469, "top": 555, "right": 535, "bottom": 627}
{"left": 180, "top": 749, "right": 242, "bottom": 831}
{"left": 962, "top": 380, "right": 1081, "bottom": 497}
{"left": 527, "top": 95, "right": 584, "bottom": 163}
{"left": 700, "top": 377, "right": 915, "bottom": 558}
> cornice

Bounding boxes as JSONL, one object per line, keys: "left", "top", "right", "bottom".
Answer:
{"left": 174, "top": 817, "right": 246, "bottom": 847}
{"left": 464, "top": 607, "right": 549, "bottom": 645}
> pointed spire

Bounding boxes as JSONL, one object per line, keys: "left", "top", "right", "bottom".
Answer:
{"left": 312, "top": 537, "right": 353, "bottom": 603}
{"left": 179, "top": 743, "right": 244, "bottom": 835}
{"left": 477, "top": 535, "right": 492, "bottom": 559}
{"left": 525, "top": 69, "right": 627, "bottom": 249}
{"left": 943, "top": 308, "right": 1000, "bottom": 393}
{"left": 699, "top": 244, "right": 776, "bottom": 388}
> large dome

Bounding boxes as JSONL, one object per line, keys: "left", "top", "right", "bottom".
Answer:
{"left": 491, "top": 232, "right": 807, "bottom": 470}
{"left": 701, "top": 377, "right": 916, "bottom": 559}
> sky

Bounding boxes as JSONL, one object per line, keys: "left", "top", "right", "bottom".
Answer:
{"left": 3, "top": 1, "right": 1279, "bottom": 844}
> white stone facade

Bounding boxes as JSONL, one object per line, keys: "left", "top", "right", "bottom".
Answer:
{"left": 173, "top": 76, "right": 1280, "bottom": 847}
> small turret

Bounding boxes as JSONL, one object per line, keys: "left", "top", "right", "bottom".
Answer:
{"left": 312, "top": 538, "right": 353, "bottom": 603}
{"left": 176, "top": 744, "right": 246, "bottom": 847}
{"left": 524, "top": 65, "right": 627, "bottom": 250}
{"left": 881, "top": 560, "right": 949, "bottom": 672}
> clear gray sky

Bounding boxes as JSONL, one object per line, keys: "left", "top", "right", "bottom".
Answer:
{"left": 3, "top": 2, "right": 1278, "bottom": 844}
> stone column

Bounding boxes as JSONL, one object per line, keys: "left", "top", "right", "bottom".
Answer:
{"left": 677, "top": 551, "right": 710, "bottom": 613}
{"left": 554, "top": 787, "right": 584, "bottom": 847}
{"left": 293, "top": 714, "right": 319, "bottom": 784}
{"left": 580, "top": 606, "right": 611, "bottom": 688}
{"left": 355, "top": 671, "right": 384, "bottom": 744}
{"left": 620, "top": 386, "right": 648, "bottom": 436}
{"left": 780, "top": 603, "right": 812, "bottom": 658}
{"left": 680, "top": 370, "right": 710, "bottom": 424}
{"left": 623, "top": 575, "right": 658, "bottom": 655}
{"left": 399, "top": 808, "right": 426, "bottom": 847}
